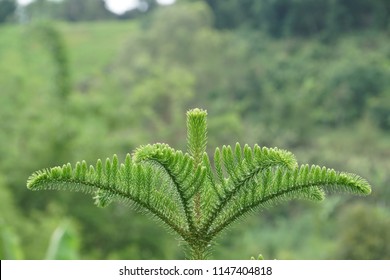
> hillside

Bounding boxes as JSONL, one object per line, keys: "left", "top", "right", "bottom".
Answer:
{"left": 0, "top": 3, "right": 389, "bottom": 259}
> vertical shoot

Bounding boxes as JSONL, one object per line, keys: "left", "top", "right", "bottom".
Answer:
{"left": 187, "top": 108, "right": 208, "bottom": 166}
{"left": 187, "top": 108, "right": 208, "bottom": 232}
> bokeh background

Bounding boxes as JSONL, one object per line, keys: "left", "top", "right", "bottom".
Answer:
{"left": 0, "top": 0, "right": 389, "bottom": 260}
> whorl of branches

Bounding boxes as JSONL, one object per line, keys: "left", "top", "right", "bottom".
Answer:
{"left": 27, "top": 108, "right": 371, "bottom": 259}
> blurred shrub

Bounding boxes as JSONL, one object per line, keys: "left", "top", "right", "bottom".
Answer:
{"left": 335, "top": 203, "right": 390, "bottom": 259}
{"left": 368, "top": 95, "right": 390, "bottom": 131}
{"left": 314, "top": 63, "right": 386, "bottom": 125}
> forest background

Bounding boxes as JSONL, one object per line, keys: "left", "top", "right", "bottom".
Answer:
{"left": 0, "top": 0, "right": 389, "bottom": 260}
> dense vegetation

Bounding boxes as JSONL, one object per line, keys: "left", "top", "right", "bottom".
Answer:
{"left": 0, "top": 0, "right": 389, "bottom": 259}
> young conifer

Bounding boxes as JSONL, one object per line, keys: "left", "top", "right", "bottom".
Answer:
{"left": 27, "top": 108, "right": 371, "bottom": 259}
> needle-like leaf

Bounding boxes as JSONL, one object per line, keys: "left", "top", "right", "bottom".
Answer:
{"left": 27, "top": 108, "right": 372, "bottom": 260}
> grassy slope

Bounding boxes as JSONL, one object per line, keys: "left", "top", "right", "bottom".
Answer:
{"left": 60, "top": 21, "right": 136, "bottom": 84}
{"left": 0, "top": 21, "right": 135, "bottom": 87}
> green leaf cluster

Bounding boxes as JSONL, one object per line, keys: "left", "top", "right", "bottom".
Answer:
{"left": 27, "top": 108, "right": 371, "bottom": 259}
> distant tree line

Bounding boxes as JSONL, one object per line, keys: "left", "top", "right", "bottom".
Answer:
{"left": 201, "top": 0, "right": 390, "bottom": 37}
{"left": 22, "top": 0, "right": 116, "bottom": 22}
{"left": 2, "top": 0, "right": 389, "bottom": 38}
{"left": 0, "top": 0, "right": 390, "bottom": 37}
{"left": 0, "top": 0, "right": 16, "bottom": 23}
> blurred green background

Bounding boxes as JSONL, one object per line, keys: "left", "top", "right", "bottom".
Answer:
{"left": 0, "top": 0, "right": 389, "bottom": 260}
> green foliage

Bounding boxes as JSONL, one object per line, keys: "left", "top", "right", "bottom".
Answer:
{"left": 201, "top": 0, "right": 390, "bottom": 37}
{"left": 313, "top": 62, "right": 387, "bottom": 125}
{"left": 27, "top": 109, "right": 371, "bottom": 259}
{"left": 335, "top": 203, "right": 390, "bottom": 260}
{"left": 251, "top": 254, "right": 264, "bottom": 260}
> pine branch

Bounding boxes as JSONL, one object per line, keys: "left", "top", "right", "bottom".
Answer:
{"left": 27, "top": 154, "right": 190, "bottom": 240}
{"left": 201, "top": 144, "right": 297, "bottom": 232}
{"left": 133, "top": 143, "right": 206, "bottom": 231}
{"left": 207, "top": 164, "right": 371, "bottom": 239}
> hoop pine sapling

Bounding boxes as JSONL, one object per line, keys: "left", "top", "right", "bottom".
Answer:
{"left": 27, "top": 108, "right": 371, "bottom": 259}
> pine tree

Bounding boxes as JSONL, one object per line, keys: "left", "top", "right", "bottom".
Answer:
{"left": 27, "top": 108, "right": 371, "bottom": 259}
